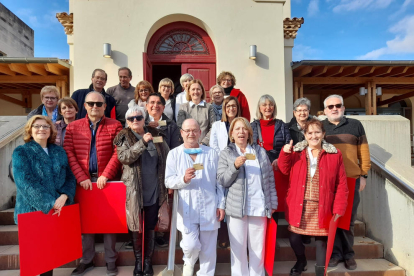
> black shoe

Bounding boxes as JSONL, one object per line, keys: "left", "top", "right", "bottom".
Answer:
{"left": 130, "top": 231, "right": 143, "bottom": 276}
{"left": 328, "top": 257, "right": 341, "bottom": 267}
{"left": 71, "top": 262, "right": 95, "bottom": 276}
{"left": 302, "top": 235, "right": 311, "bottom": 245}
{"left": 155, "top": 236, "right": 169, "bottom": 248}
{"left": 289, "top": 255, "right": 307, "bottom": 276}
{"left": 144, "top": 230, "right": 155, "bottom": 276}
{"left": 106, "top": 262, "right": 118, "bottom": 276}
{"left": 315, "top": 265, "right": 325, "bottom": 276}
{"left": 344, "top": 258, "right": 357, "bottom": 270}
{"left": 125, "top": 240, "right": 133, "bottom": 249}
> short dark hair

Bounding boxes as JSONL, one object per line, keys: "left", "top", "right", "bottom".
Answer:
{"left": 91, "top": 69, "right": 107, "bottom": 80}
{"left": 58, "top": 97, "right": 79, "bottom": 114}
{"left": 118, "top": 67, "right": 132, "bottom": 77}
{"left": 147, "top": 93, "right": 166, "bottom": 106}
{"left": 303, "top": 118, "right": 325, "bottom": 134}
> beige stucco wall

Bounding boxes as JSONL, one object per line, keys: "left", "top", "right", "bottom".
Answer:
{"left": 68, "top": 0, "right": 291, "bottom": 121}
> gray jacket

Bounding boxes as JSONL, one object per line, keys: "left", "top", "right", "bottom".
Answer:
{"left": 217, "top": 143, "right": 278, "bottom": 218}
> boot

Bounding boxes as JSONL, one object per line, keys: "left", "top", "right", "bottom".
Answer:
{"left": 143, "top": 230, "right": 155, "bottom": 276}
{"left": 131, "top": 231, "right": 143, "bottom": 276}
{"left": 289, "top": 254, "right": 307, "bottom": 276}
{"left": 315, "top": 265, "right": 325, "bottom": 276}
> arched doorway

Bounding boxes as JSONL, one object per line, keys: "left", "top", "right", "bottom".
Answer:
{"left": 144, "top": 21, "right": 216, "bottom": 100}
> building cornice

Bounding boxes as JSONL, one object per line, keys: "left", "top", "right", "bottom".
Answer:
{"left": 56, "top": 12, "right": 73, "bottom": 35}
{"left": 253, "top": 0, "right": 286, "bottom": 3}
{"left": 284, "top": 17, "right": 304, "bottom": 39}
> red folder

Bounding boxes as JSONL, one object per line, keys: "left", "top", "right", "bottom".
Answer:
{"left": 264, "top": 217, "right": 278, "bottom": 276}
{"left": 325, "top": 216, "right": 339, "bottom": 276}
{"left": 74, "top": 181, "right": 128, "bottom": 233}
{"left": 338, "top": 177, "right": 356, "bottom": 230}
{"left": 18, "top": 204, "right": 82, "bottom": 276}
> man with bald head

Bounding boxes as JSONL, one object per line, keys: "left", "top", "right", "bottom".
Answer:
{"left": 165, "top": 119, "right": 225, "bottom": 276}
{"left": 64, "top": 91, "right": 123, "bottom": 276}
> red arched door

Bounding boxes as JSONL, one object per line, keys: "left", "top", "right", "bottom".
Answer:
{"left": 145, "top": 22, "right": 216, "bottom": 101}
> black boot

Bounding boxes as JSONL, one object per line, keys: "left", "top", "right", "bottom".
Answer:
{"left": 143, "top": 230, "right": 155, "bottom": 276}
{"left": 290, "top": 254, "right": 307, "bottom": 276}
{"left": 315, "top": 265, "right": 325, "bottom": 276}
{"left": 131, "top": 231, "right": 143, "bottom": 276}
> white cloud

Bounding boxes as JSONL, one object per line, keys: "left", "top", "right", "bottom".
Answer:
{"left": 308, "top": 0, "right": 320, "bottom": 16}
{"left": 357, "top": 15, "right": 414, "bottom": 59}
{"left": 390, "top": 0, "right": 414, "bottom": 19}
{"left": 293, "top": 44, "right": 321, "bottom": 61}
{"left": 332, "top": 0, "right": 394, "bottom": 13}
{"left": 15, "top": 8, "right": 59, "bottom": 29}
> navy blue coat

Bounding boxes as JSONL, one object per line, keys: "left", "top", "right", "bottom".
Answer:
{"left": 12, "top": 141, "right": 76, "bottom": 224}
{"left": 71, "top": 84, "right": 116, "bottom": 119}
{"left": 251, "top": 119, "right": 291, "bottom": 162}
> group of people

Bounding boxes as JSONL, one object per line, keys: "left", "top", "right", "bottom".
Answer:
{"left": 14, "top": 67, "right": 371, "bottom": 276}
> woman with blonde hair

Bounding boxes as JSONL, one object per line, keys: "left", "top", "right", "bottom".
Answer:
{"left": 27, "top": 86, "right": 62, "bottom": 123}
{"left": 128, "top": 80, "right": 155, "bottom": 108}
{"left": 174, "top": 73, "right": 194, "bottom": 118}
{"left": 177, "top": 79, "right": 215, "bottom": 145}
{"left": 158, "top": 78, "right": 176, "bottom": 121}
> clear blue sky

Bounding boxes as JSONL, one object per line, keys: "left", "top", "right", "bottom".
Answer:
{"left": 2, "top": 0, "right": 414, "bottom": 61}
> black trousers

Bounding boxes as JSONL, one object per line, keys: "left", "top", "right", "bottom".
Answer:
{"left": 332, "top": 178, "right": 360, "bottom": 260}
{"left": 290, "top": 232, "right": 327, "bottom": 266}
{"left": 142, "top": 203, "right": 159, "bottom": 231}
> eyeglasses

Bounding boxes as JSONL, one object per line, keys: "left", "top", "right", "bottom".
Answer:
{"left": 226, "top": 104, "right": 237, "bottom": 109}
{"left": 325, "top": 104, "right": 343, "bottom": 110}
{"left": 127, "top": 115, "right": 144, "bottom": 122}
{"left": 181, "top": 129, "right": 199, "bottom": 134}
{"left": 222, "top": 79, "right": 232, "bottom": 83}
{"left": 94, "top": 76, "right": 106, "bottom": 81}
{"left": 86, "top": 102, "right": 104, "bottom": 107}
{"left": 139, "top": 89, "right": 150, "bottom": 93}
{"left": 161, "top": 85, "right": 171, "bottom": 89}
{"left": 148, "top": 101, "right": 163, "bottom": 105}
{"left": 32, "top": 124, "right": 51, "bottom": 129}
{"left": 44, "top": 97, "right": 57, "bottom": 101}
{"left": 295, "top": 109, "right": 309, "bottom": 113}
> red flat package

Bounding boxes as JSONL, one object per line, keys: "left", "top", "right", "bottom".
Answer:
{"left": 18, "top": 204, "right": 82, "bottom": 276}
{"left": 74, "top": 181, "right": 128, "bottom": 233}
{"left": 264, "top": 217, "right": 278, "bottom": 276}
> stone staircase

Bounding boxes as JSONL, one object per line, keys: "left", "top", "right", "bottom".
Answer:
{"left": 0, "top": 208, "right": 405, "bottom": 276}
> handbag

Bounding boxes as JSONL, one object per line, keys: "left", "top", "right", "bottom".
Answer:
{"left": 155, "top": 194, "right": 172, "bottom": 232}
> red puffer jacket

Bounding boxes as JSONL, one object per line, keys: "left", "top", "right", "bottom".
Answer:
{"left": 230, "top": 88, "right": 250, "bottom": 121}
{"left": 278, "top": 141, "right": 349, "bottom": 229}
{"left": 63, "top": 115, "right": 123, "bottom": 183}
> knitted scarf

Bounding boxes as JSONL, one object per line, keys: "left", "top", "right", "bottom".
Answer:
{"left": 211, "top": 103, "right": 223, "bottom": 121}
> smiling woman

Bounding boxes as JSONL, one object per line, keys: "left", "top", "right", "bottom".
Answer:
{"left": 27, "top": 86, "right": 62, "bottom": 123}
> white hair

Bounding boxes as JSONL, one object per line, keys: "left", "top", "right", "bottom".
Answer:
{"left": 293, "top": 97, "right": 311, "bottom": 111}
{"left": 180, "top": 73, "right": 194, "bottom": 87}
{"left": 256, "top": 94, "right": 277, "bottom": 120}
{"left": 125, "top": 106, "right": 145, "bottom": 120}
{"left": 323, "top": 94, "right": 344, "bottom": 108}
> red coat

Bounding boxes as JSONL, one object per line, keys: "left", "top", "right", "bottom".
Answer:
{"left": 230, "top": 88, "right": 250, "bottom": 121}
{"left": 278, "top": 144, "right": 349, "bottom": 229}
{"left": 63, "top": 115, "right": 123, "bottom": 183}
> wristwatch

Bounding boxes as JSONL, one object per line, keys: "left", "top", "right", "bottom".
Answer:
{"left": 361, "top": 175, "right": 368, "bottom": 179}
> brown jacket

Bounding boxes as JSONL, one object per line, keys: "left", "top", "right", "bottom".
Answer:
{"left": 114, "top": 127, "right": 169, "bottom": 232}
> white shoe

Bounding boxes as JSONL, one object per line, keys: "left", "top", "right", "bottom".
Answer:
{"left": 182, "top": 264, "right": 194, "bottom": 276}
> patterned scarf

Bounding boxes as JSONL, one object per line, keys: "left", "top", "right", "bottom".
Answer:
{"left": 42, "top": 105, "right": 58, "bottom": 123}
{"left": 211, "top": 103, "right": 223, "bottom": 121}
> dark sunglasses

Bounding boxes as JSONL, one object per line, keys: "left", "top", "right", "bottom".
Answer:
{"left": 127, "top": 115, "right": 144, "bottom": 122}
{"left": 86, "top": 102, "right": 104, "bottom": 107}
{"left": 326, "top": 104, "right": 343, "bottom": 110}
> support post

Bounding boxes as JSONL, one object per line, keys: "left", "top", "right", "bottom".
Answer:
{"left": 294, "top": 82, "right": 299, "bottom": 102}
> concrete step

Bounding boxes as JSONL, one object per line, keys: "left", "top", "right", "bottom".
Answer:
{"left": 0, "top": 219, "right": 367, "bottom": 245}
{"left": 0, "top": 260, "right": 405, "bottom": 276}
{"left": 0, "top": 236, "right": 383, "bottom": 270}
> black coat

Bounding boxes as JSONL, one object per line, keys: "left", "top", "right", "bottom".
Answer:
{"left": 27, "top": 104, "right": 63, "bottom": 121}
{"left": 288, "top": 116, "right": 314, "bottom": 145}
{"left": 71, "top": 84, "right": 116, "bottom": 119}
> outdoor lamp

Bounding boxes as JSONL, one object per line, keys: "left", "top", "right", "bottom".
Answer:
{"left": 359, "top": 87, "right": 367, "bottom": 96}
{"left": 376, "top": 87, "right": 382, "bottom": 96}
{"left": 103, "top": 43, "right": 112, "bottom": 58}
{"left": 249, "top": 45, "right": 257, "bottom": 60}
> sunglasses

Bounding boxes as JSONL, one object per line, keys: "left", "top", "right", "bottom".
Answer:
{"left": 127, "top": 115, "right": 144, "bottom": 122}
{"left": 326, "top": 104, "right": 343, "bottom": 110}
{"left": 86, "top": 102, "right": 104, "bottom": 107}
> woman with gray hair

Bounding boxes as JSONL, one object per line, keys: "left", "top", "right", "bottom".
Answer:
{"left": 288, "top": 97, "right": 313, "bottom": 145}
{"left": 174, "top": 73, "right": 194, "bottom": 119}
{"left": 209, "top": 85, "right": 225, "bottom": 121}
{"left": 114, "top": 105, "right": 169, "bottom": 276}
{"left": 251, "top": 94, "right": 290, "bottom": 217}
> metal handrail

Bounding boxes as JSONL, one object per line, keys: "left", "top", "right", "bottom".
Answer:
{"left": 370, "top": 155, "right": 414, "bottom": 200}
{"left": 162, "top": 189, "right": 179, "bottom": 276}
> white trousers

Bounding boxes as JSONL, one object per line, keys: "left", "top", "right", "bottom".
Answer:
{"left": 227, "top": 215, "right": 267, "bottom": 276}
{"left": 179, "top": 224, "right": 218, "bottom": 276}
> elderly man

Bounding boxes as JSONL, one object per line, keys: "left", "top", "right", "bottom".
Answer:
{"left": 71, "top": 68, "right": 116, "bottom": 119}
{"left": 165, "top": 118, "right": 225, "bottom": 276}
{"left": 322, "top": 95, "right": 371, "bottom": 270}
{"left": 107, "top": 67, "right": 135, "bottom": 125}
{"left": 64, "top": 91, "right": 123, "bottom": 276}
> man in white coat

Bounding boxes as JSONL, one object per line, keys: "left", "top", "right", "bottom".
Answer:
{"left": 165, "top": 118, "right": 225, "bottom": 276}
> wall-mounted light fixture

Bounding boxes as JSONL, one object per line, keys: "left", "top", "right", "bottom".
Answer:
{"left": 376, "top": 87, "right": 382, "bottom": 96}
{"left": 359, "top": 87, "right": 367, "bottom": 96}
{"left": 103, "top": 43, "right": 112, "bottom": 58}
{"left": 249, "top": 45, "right": 257, "bottom": 60}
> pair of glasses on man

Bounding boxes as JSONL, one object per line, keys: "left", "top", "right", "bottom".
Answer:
{"left": 326, "top": 104, "right": 343, "bottom": 110}
{"left": 127, "top": 115, "right": 144, "bottom": 122}
{"left": 32, "top": 125, "right": 51, "bottom": 129}
{"left": 86, "top": 102, "right": 104, "bottom": 107}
